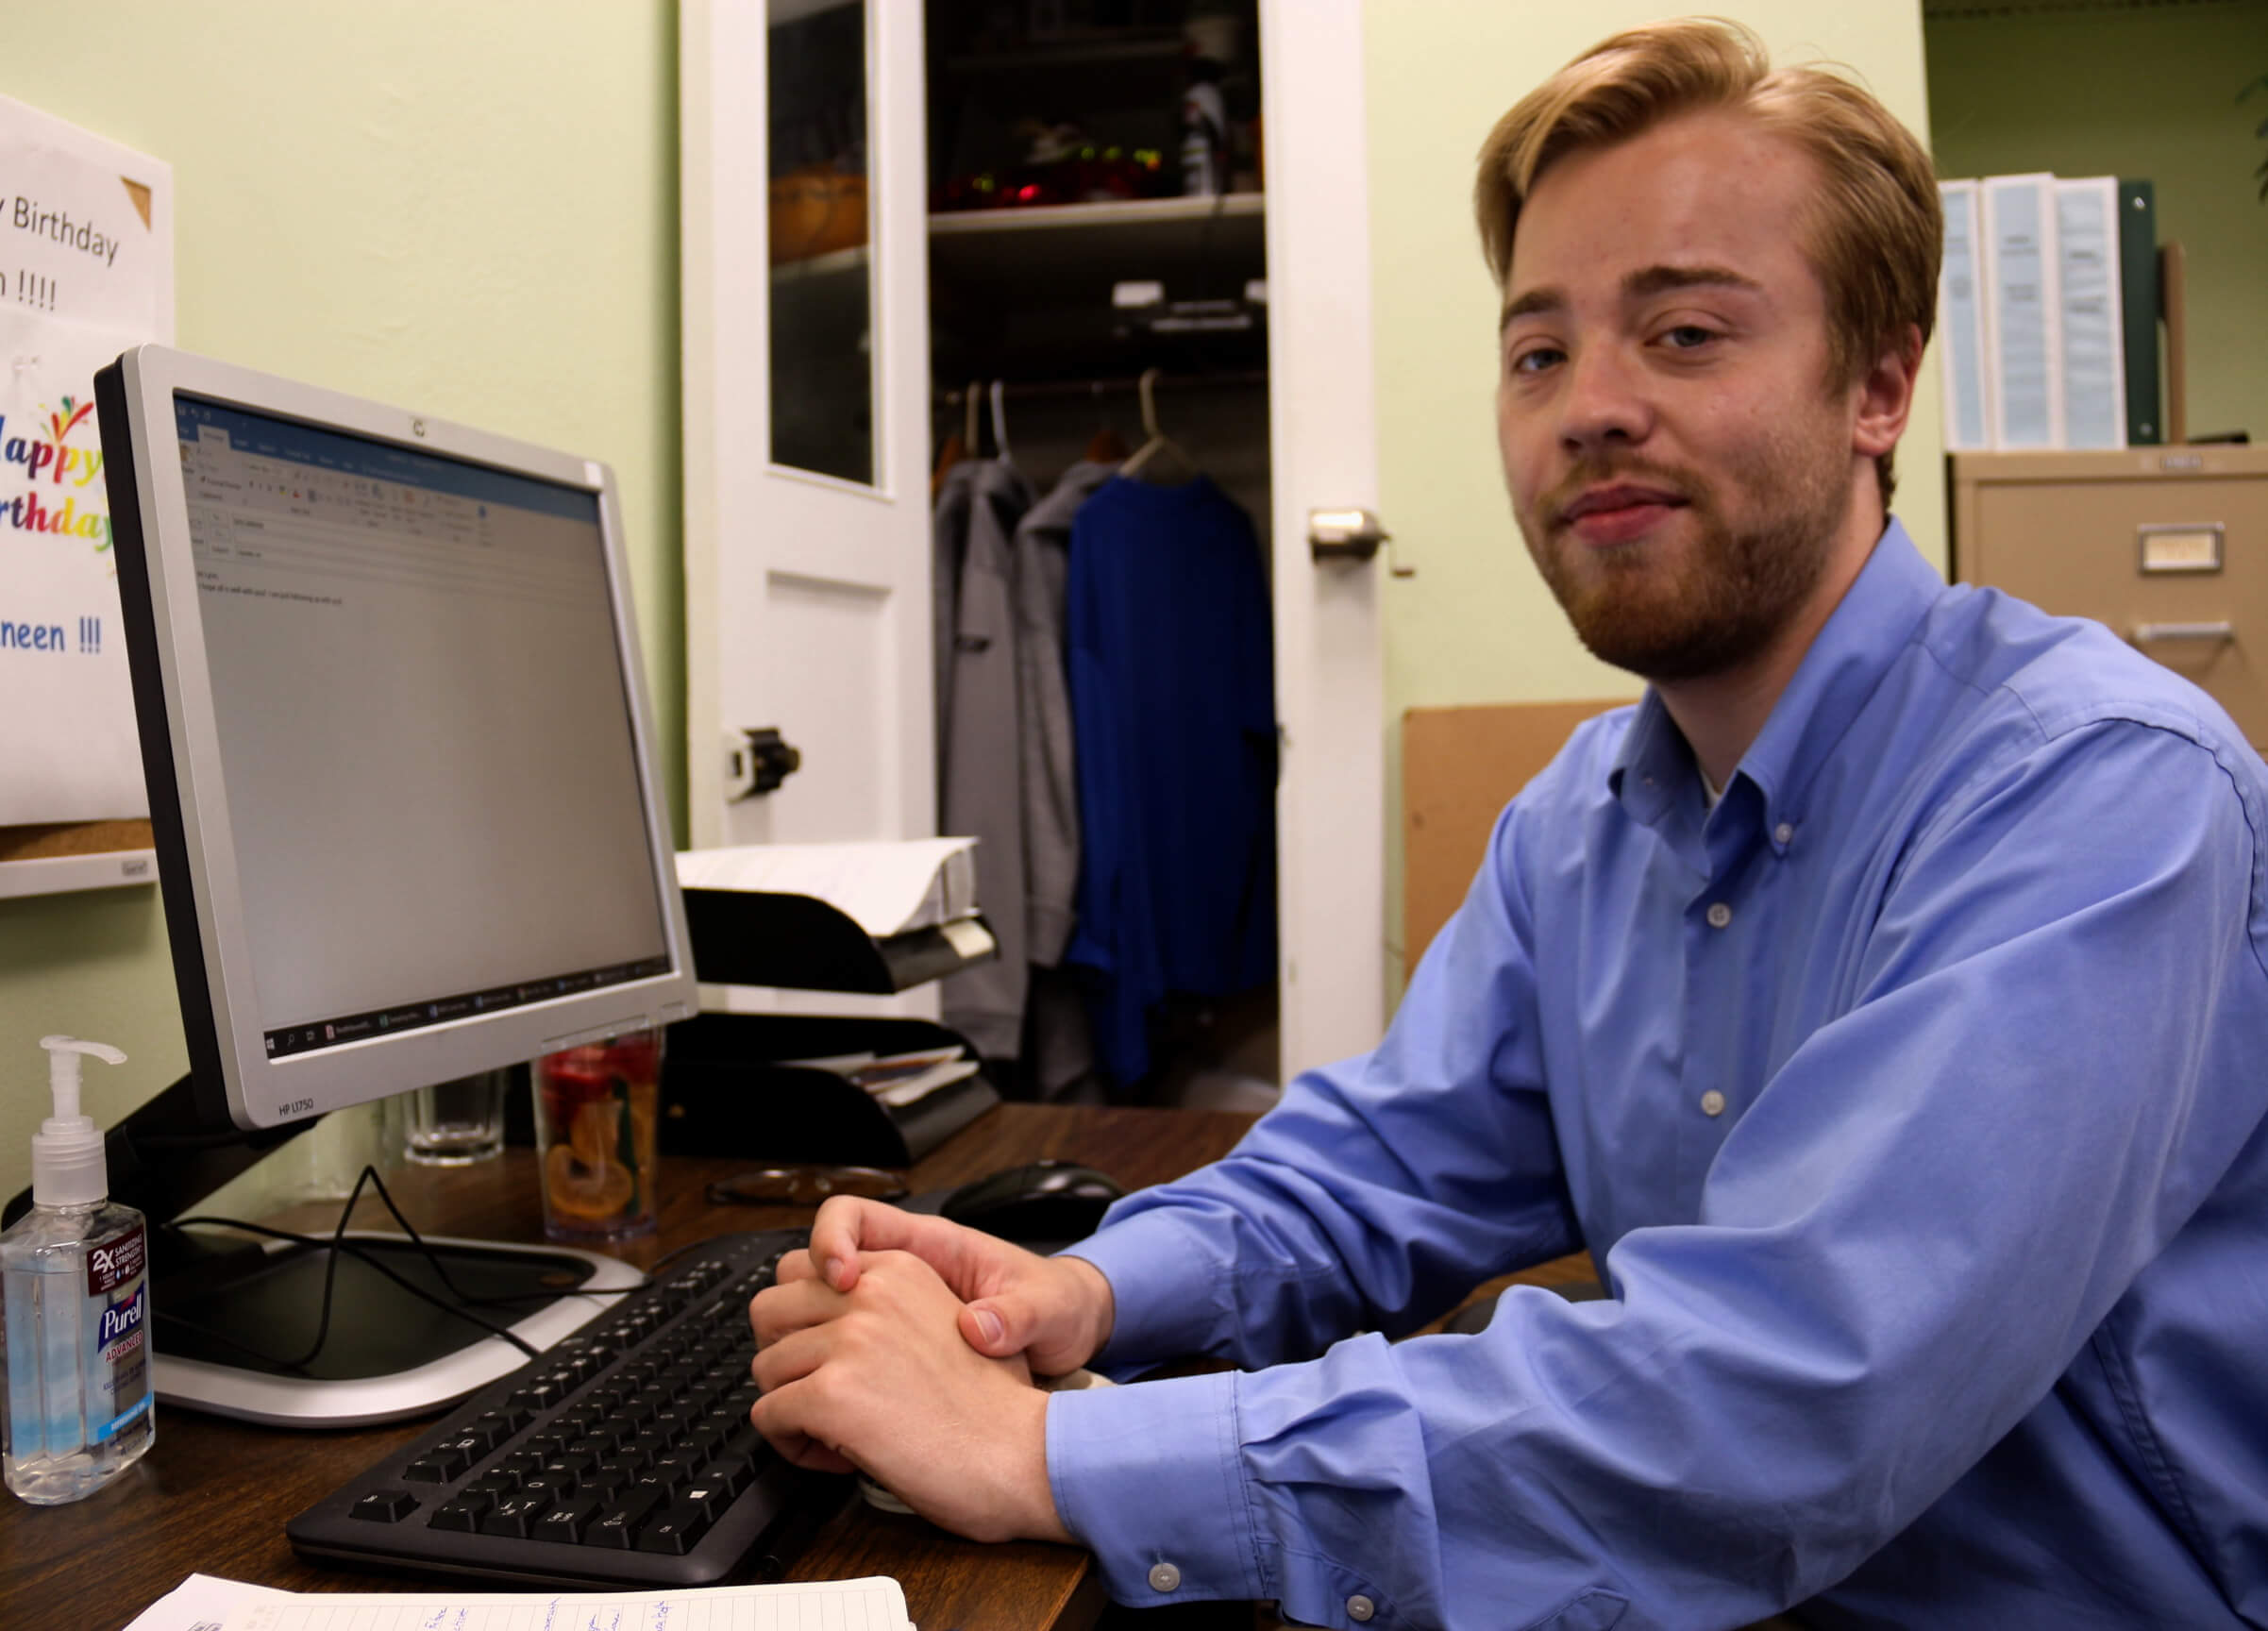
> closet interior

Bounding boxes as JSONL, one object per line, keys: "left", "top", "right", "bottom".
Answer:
{"left": 922, "top": 0, "right": 1281, "bottom": 1109}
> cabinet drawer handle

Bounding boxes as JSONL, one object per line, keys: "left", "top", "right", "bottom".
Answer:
{"left": 2132, "top": 621, "right": 2234, "bottom": 645}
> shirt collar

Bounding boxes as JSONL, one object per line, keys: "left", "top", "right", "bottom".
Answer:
{"left": 1609, "top": 519, "right": 1943, "bottom": 834}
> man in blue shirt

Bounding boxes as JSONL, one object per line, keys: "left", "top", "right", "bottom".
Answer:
{"left": 748, "top": 20, "right": 2268, "bottom": 1628}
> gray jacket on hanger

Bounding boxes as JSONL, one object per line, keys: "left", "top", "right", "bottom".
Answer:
{"left": 938, "top": 457, "right": 1033, "bottom": 1060}
{"left": 1015, "top": 459, "right": 1115, "bottom": 967}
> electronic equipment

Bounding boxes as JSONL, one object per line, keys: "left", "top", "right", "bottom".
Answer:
{"left": 284, "top": 1230, "right": 829, "bottom": 1587}
{"left": 938, "top": 1159, "right": 1125, "bottom": 1244}
{"left": 72, "top": 345, "right": 699, "bottom": 1425}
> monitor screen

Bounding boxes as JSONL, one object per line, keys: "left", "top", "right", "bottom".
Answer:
{"left": 99, "top": 347, "right": 696, "bottom": 1131}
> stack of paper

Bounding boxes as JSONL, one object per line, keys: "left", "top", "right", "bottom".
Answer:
{"left": 677, "top": 839, "right": 979, "bottom": 939}
{"left": 782, "top": 1044, "right": 983, "bottom": 1109}
{"left": 127, "top": 1572, "right": 913, "bottom": 1631}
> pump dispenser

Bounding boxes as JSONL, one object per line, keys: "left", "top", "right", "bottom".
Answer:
{"left": 32, "top": 1035, "right": 123, "bottom": 1208}
{"left": 5, "top": 1035, "right": 155, "bottom": 1504}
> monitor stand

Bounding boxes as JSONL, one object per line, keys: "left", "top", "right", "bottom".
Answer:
{"left": 151, "top": 1228, "right": 642, "bottom": 1427}
{"left": 1, "top": 1073, "right": 643, "bottom": 1429}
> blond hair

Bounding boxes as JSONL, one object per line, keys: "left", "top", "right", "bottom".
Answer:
{"left": 1475, "top": 18, "right": 1940, "bottom": 503}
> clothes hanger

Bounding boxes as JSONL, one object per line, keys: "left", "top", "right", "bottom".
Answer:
{"left": 1084, "top": 378, "right": 1130, "bottom": 463}
{"left": 1118, "top": 367, "right": 1196, "bottom": 481}
{"left": 930, "top": 383, "right": 974, "bottom": 499}
{"left": 989, "top": 378, "right": 1013, "bottom": 467}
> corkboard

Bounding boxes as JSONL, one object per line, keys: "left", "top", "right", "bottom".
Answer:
{"left": 0, "top": 818, "right": 154, "bottom": 863}
{"left": 1402, "top": 701, "right": 1623, "bottom": 970}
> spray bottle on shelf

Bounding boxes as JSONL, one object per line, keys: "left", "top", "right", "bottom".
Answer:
{"left": 3, "top": 1036, "right": 154, "bottom": 1505}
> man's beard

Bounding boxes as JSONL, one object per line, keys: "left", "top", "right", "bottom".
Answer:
{"left": 1518, "top": 436, "right": 1852, "bottom": 684}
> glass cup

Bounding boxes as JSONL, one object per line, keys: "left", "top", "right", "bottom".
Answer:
{"left": 402, "top": 1068, "right": 510, "bottom": 1166}
{"left": 530, "top": 1028, "right": 663, "bottom": 1241}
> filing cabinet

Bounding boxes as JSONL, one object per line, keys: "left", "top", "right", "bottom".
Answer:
{"left": 1950, "top": 447, "right": 2268, "bottom": 752}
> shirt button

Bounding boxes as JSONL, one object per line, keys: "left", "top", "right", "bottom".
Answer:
{"left": 1773, "top": 822, "right": 1794, "bottom": 846}
{"left": 1348, "top": 1596, "right": 1377, "bottom": 1623}
{"left": 1705, "top": 901, "right": 1733, "bottom": 929}
{"left": 1149, "top": 1562, "right": 1182, "bottom": 1593}
{"left": 1700, "top": 1090, "right": 1726, "bottom": 1118}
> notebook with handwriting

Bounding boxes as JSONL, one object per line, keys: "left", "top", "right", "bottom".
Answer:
{"left": 126, "top": 1572, "right": 912, "bottom": 1631}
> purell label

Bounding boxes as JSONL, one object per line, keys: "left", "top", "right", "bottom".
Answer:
{"left": 86, "top": 1223, "right": 145, "bottom": 1297}
{"left": 94, "top": 1283, "right": 147, "bottom": 1354}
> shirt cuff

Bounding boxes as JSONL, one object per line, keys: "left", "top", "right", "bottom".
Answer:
{"left": 1046, "top": 1368, "right": 1267, "bottom": 1606}
{"left": 1061, "top": 1205, "right": 1236, "bottom": 1366}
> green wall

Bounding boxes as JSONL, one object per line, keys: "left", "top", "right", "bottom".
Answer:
{"left": 1925, "top": 2, "right": 2268, "bottom": 445}
{"left": 0, "top": 2, "right": 681, "bottom": 1202}
{"left": 1365, "top": 2, "right": 1941, "bottom": 991}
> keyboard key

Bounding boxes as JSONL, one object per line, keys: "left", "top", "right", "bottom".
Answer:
{"left": 350, "top": 1488, "right": 420, "bottom": 1522}
{"left": 429, "top": 1497, "right": 488, "bottom": 1532}
{"left": 635, "top": 1499, "right": 714, "bottom": 1555}
{"left": 479, "top": 1493, "right": 552, "bottom": 1539}
{"left": 677, "top": 1481, "right": 731, "bottom": 1522}
{"left": 460, "top": 1413, "right": 518, "bottom": 1451}
{"left": 580, "top": 1487, "right": 663, "bottom": 1549}
{"left": 647, "top": 1452, "right": 698, "bottom": 1488}
{"left": 530, "top": 1494, "right": 604, "bottom": 1544}
{"left": 401, "top": 1458, "right": 453, "bottom": 1484}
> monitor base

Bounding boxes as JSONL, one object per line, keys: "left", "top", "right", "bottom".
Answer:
{"left": 150, "top": 1231, "right": 642, "bottom": 1428}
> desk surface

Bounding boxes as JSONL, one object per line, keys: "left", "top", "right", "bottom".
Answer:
{"left": 1, "top": 1103, "right": 1259, "bottom": 1631}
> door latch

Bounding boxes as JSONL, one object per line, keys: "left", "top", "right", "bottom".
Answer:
{"left": 725, "top": 728, "right": 802, "bottom": 800}
{"left": 1308, "top": 509, "right": 1413, "bottom": 577}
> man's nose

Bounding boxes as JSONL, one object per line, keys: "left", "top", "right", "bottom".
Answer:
{"left": 1557, "top": 344, "right": 1652, "bottom": 454}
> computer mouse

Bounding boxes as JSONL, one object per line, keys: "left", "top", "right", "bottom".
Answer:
{"left": 938, "top": 1159, "right": 1125, "bottom": 1245}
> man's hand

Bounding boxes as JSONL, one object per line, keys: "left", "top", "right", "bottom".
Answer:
{"left": 749, "top": 1249, "right": 1073, "bottom": 1544}
{"left": 773, "top": 1195, "right": 1117, "bottom": 1376}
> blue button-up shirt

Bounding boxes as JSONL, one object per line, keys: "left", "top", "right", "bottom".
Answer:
{"left": 1048, "top": 524, "right": 2268, "bottom": 1630}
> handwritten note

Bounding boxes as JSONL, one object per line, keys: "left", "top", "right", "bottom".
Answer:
{"left": 126, "top": 1574, "right": 913, "bottom": 1631}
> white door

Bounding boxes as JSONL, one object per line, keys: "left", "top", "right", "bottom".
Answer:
{"left": 680, "top": 0, "right": 1386, "bottom": 1071}
{"left": 1259, "top": 1, "right": 1386, "bottom": 1075}
{"left": 680, "top": 0, "right": 937, "bottom": 1019}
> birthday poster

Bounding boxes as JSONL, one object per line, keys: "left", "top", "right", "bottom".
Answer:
{"left": 0, "top": 93, "right": 171, "bottom": 824}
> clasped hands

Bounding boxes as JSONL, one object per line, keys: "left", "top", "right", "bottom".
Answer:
{"left": 746, "top": 1196, "right": 1117, "bottom": 1544}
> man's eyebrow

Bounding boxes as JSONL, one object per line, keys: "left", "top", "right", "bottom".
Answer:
{"left": 1499, "top": 264, "right": 1765, "bottom": 334}
{"left": 1499, "top": 287, "right": 1562, "bottom": 334}
{"left": 1623, "top": 263, "right": 1764, "bottom": 301}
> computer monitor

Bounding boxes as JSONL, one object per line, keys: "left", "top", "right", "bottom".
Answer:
{"left": 80, "top": 344, "right": 699, "bottom": 1422}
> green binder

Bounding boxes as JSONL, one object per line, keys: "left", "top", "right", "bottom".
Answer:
{"left": 2118, "top": 179, "right": 2160, "bottom": 446}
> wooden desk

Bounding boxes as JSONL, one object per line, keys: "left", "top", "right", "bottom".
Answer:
{"left": 0, "top": 1104, "right": 1257, "bottom": 1631}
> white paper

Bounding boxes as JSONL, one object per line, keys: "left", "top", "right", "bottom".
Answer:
{"left": 122, "top": 1572, "right": 291, "bottom": 1631}
{"left": 677, "top": 838, "right": 979, "bottom": 939}
{"left": 0, "top": 94, "right": 170, "bottom": 823}
{"left": 123, "top": 1573, "right": 914, "bottom": 1631}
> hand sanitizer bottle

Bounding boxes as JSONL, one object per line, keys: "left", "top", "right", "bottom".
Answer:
{"left": 3, "top": 1036, "right": 154, "bottom": 1504}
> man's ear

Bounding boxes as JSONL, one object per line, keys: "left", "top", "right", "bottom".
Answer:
{"left": 1853, "top": 323, "right": 1924, "bottom": 460}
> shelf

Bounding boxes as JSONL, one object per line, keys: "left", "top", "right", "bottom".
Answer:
{"left": 770, "top": 243, "right": 869, "bottom": 281}
{"left": 930, "top": 194, "right": 1266, "bottom": 379}
{"left": 0, "top": 848, "right": 157, "bottom": 900}
{"left": 931, "top": 191, "right": 1261, "bottom": 242}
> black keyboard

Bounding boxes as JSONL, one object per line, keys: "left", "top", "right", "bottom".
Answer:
{"left": 287, "top": 1229, "right": 833, "bottom": 1589}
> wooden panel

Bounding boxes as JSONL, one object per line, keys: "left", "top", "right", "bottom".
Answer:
{"left": 1402, "top": 700, "right": 1623, "bottom": 972}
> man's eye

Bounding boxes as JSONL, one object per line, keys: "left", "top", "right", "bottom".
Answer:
{"left": 1509, "top": 345, "right": 1563, "bottom": 376}
{"left": 1662, "top": 325, "right": 1717, "bottom": 350}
